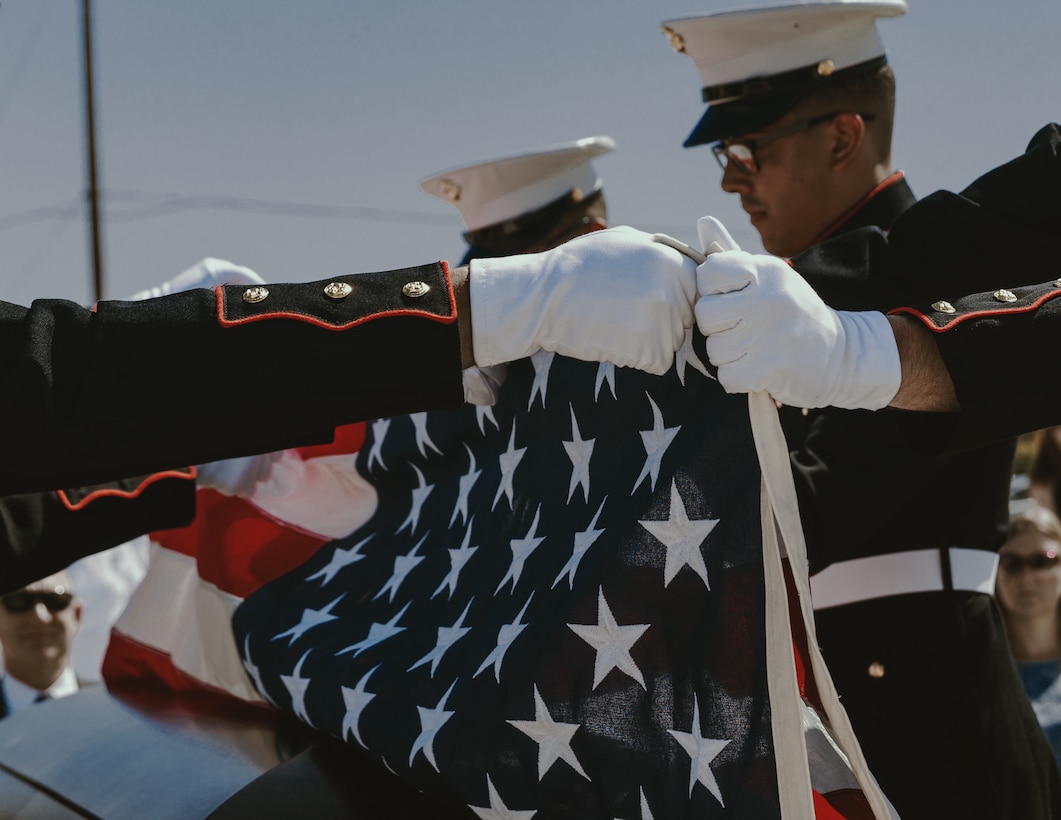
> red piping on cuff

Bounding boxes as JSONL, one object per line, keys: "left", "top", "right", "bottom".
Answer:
{"left": 214, "top": 262, "right": 458, "bottom": 330}
{"left": 889, "top": 287, "right": 1061, "bottom": 333}
{"left": 58, "top": 467, "right": 197, "bottom": 512}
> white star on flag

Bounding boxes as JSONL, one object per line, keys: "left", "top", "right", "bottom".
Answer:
{"left": 595, "top": 361, "right": 617, "bottom": 399}
{"left": 409, "top": 682, "right": 457, "bottom": 770}
{"left": 553, "top": 499, "right": 608, "bottom": 590}
{"left": 336, "top": 601, "right": 411, "bottom": 658}
{"left": 280, "top": 649, "right": 314, "bottom": 724}
{"left": 340, "top": 664, "right": 379, "bottom": 747}
{"left": 307, "top": 536, "right": 370, "bottom": 586}
{"left": 496, "top": 506, "right": 546, "bottom": 593}
{"left": 396, "top": 465, "right": 434, "bottom": 535}
{"left": 273, "top": 593, "right": 345, "bottom": 646}
{"left": 431, "top": 523, "right": 479, "bottom": 599}
{"left": 476, "top": 595, "right": 533, "bottom": 682}
{"left": 634, "top": 396, "right": 681, "bottom": 492}
{"left": 639, "top": 480, "right": 719, "bottom": 588}
{"left": 527, "top": 350, "right": 555, "bottom": 409}
{"left": 568, "top": 588, "right": 649, "bottom": 689}
{"left": 476, "top": 403, "right": 499, "bottom": 434}
{"left": 366, "top": 418, "right": 390, "bottom": 470}
{"left": 470, "top": 776, "right": 537, "bottom": 820}
{"left": 374, "top": 534, "right": 427, "bottom": 602}
{"left": 508, "top": 684, "right": 588, "bottom": 781}
{"left": 562, "top": 405, "right": 596, "bottom": 502}
{"left": 675, "top": 327, "right": 713, "bottom": 385}
{"left": 410, "top": 412, "right": 443, "bottom": 457}
{"left": 668, "top": 697, "right": 731, "bottom": 806}
{"left": 493, "top": 425, "right": 527, "bottom": 510}
{"left": 450, "top": 444, "right": 482, "bottom": 527}
{"left": 408, "top": 598, "right": 474, "bottom": 676}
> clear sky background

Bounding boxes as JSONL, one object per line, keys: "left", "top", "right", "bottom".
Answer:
{"left": 0, "top": 0, "right": 1057, "bottom": 305}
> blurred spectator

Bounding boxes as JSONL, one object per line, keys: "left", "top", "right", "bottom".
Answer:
{"left": 0, "top": 571, "right": 82, "bottom": 717}
{"left": 996, "top": 506, "right": 1061, "bottom": 764}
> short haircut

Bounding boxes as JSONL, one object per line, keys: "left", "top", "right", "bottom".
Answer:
{"left": 794, "top": 64, "right": 896, "bottom": 161}
{"left": 1009, "top": 504, "right": 1061, "bottom": 544}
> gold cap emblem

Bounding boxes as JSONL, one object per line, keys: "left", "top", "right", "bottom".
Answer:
{"left": 661, "top": 26, "right": 685, "bottom": 54}
{"left": 931, "top": 300, "right": 956, "bottom": 314}
{"left": 242, "top": 286, "right": 270, "bottom": 304}
{"left": 993, "top": 289, "right": 1017, "bottom": 303}
{"left": 816, "top": 59, "right": 836, "bottom": 77}
{"left": 402, "top": 281, "right": 431, "bottom": 298}
{"left": 323, "top": 282, "right": 353, "bottom": 300}
{"left": 438, "top": 179, "right": 461, "bottom": 203}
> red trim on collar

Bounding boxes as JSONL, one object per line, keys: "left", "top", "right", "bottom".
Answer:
{"left": 214, "top": 262, "right": 457, "bottom": 330}
{"left": 57, "top": 467, "right": 197, "bottom": 512}
{"left": 888, "top": 286, "right": 1061, "bottom": 332}
{"left": 808, "top": 171, "right": 907, "bottom": 248}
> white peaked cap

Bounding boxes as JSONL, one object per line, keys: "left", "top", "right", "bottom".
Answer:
{"left": 420, "top": 136, "right": 616, "bottom": 231}
{"left": 663, "top": 1, "right": 906, "bottom": 145}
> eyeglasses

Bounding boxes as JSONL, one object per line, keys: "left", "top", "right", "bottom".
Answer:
{"left": 711, "top": 111, "right": 876, "bottom": 175}
{"left": 0, "top": 591, "right": 74, "bottom": 614}
{"left": 999, "top": 550, "right": 1061, "bottom": 574}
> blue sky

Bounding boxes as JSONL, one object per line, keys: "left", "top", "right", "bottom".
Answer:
{"left": 0, "top": 0, "right": 1057, "bottom": 304}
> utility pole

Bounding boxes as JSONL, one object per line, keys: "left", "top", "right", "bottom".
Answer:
{"left": 81, "top": 0, "right": 104, "bottom": 302}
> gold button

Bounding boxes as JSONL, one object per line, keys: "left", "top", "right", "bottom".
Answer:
{"left": 402, "top": 281, "right": 431, "bottom": 298}
{"left": 661, "top": 25, "right": 685, "bottom": 53}
{"left": 867, "top": 662, "right": 885, "bottom": 679}
{"left": 438, "top": 179, "right": 461, "bottom": 203}
{"left": 931, "top": 300, "right": 956, "bottom": 314}
{"left": 816, "top": 59, "right": 836, "bottom": 77}
{"left": 1053, "top": 279, "right": 1061, "bottom": 288}
{"left": 323, "top": 282, "right": 353, "bottom": 300}
{"left": 993, "top": 289, "right": 1017, "bottom": 303}
{"left": 242, "top": 286, "right": 270, "bottom": 304}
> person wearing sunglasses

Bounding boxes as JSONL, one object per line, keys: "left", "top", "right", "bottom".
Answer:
{"left": 996, "top": 506, "right": 1061, "bottom": 765}
{"left": 0, "top": 571, "right": 82, "bottom": 718}
{"left": 664, "top": 3, "right": 1061, "bottom": 819}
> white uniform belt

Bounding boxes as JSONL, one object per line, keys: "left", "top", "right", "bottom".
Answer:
{"left": 810, "top": 548, "right": 999, "bottom": 611}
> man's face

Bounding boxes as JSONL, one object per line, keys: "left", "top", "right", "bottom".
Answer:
{"left": 717, "top": 110, "right": 838, "bottom": 257}
{"left": 0, "top": 574, "right": 82, "bottom": 675}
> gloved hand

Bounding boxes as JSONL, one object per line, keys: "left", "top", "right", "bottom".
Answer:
{"left": 124, "top": 257, "right": 264, "bottom": 301}
{"left": 195, "top": 451, "right": 284, "bottom": 497}
{"left": 694, "top": 250, "right": 902, "bottom": 410}
{"left": 462, "top": 364, "right": 508, "bottom": 405}
{"left": 469, "top": 226, "right": 698, "bottom": 374}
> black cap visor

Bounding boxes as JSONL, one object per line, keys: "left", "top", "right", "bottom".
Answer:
{"left": 683, "top": 88, "right": 807, "bottom": 148}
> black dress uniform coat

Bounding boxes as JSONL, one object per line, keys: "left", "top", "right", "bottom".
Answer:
{"left": 0, "top": 262, "right": 463, "bottom": 495}
{"left": 0, "top": 469, "right": 196, "bottom": 594}
{"left": 786, "top": 124, "right": 1061, "bottom": 819}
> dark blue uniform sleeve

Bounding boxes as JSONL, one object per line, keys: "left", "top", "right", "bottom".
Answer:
{"left": 0, "top": 263, "right": 463, "bottom": 493}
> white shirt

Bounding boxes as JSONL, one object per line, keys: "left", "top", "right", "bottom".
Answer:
{"left": 2, "top": 666, "right": 79, "bottom": 715}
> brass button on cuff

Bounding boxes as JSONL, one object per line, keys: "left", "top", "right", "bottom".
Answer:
{"left": 324, "top": 282, "right": 353, "bottom": 300}
{"left": 867, "top": 662, "right": 886, "bottom": 679}
{"left": 402, "top": 281, "right": 431, "bottom": 298}
{"left": 242, "top": 286, "right": 270, "bottom": 304}
{"left": 993, "top": 289, "right": 1017, "bottom": 303}
{"left": 931, "top": 300, "right": 956, "bottom": 314}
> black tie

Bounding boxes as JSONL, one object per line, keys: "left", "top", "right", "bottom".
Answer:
{"left": 32, "top": 692, "right": 50, "bottom": 704}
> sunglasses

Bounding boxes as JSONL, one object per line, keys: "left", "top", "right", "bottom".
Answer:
{"left": 999, "top": 550, "right": 1061, "bottom": 574}
{"left": 0, "top": 591, "right": 74, "bottom": 614}
{"left": 711, "top": 111, "right": 877, "bottom": 175}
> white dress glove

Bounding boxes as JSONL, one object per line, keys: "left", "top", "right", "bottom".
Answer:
{"left": 469, "top": 226, "right": 698, "bottom": 375}
{"left": 694, "top": 250, "right": 902, "bottom": 410}
{"left": 462, "top": 364, "right": 508, "bottom": 406}
{"left": 125, "top": 257, "right": 264, "bottom": 301}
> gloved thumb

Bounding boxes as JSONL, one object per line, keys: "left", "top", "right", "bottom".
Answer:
{"left": 697, "top": 216, "right": 741, "bottom": 255}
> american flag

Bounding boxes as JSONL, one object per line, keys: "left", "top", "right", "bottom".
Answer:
{"left": 233, "top": 332, "right": 804, "bottom": 819}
